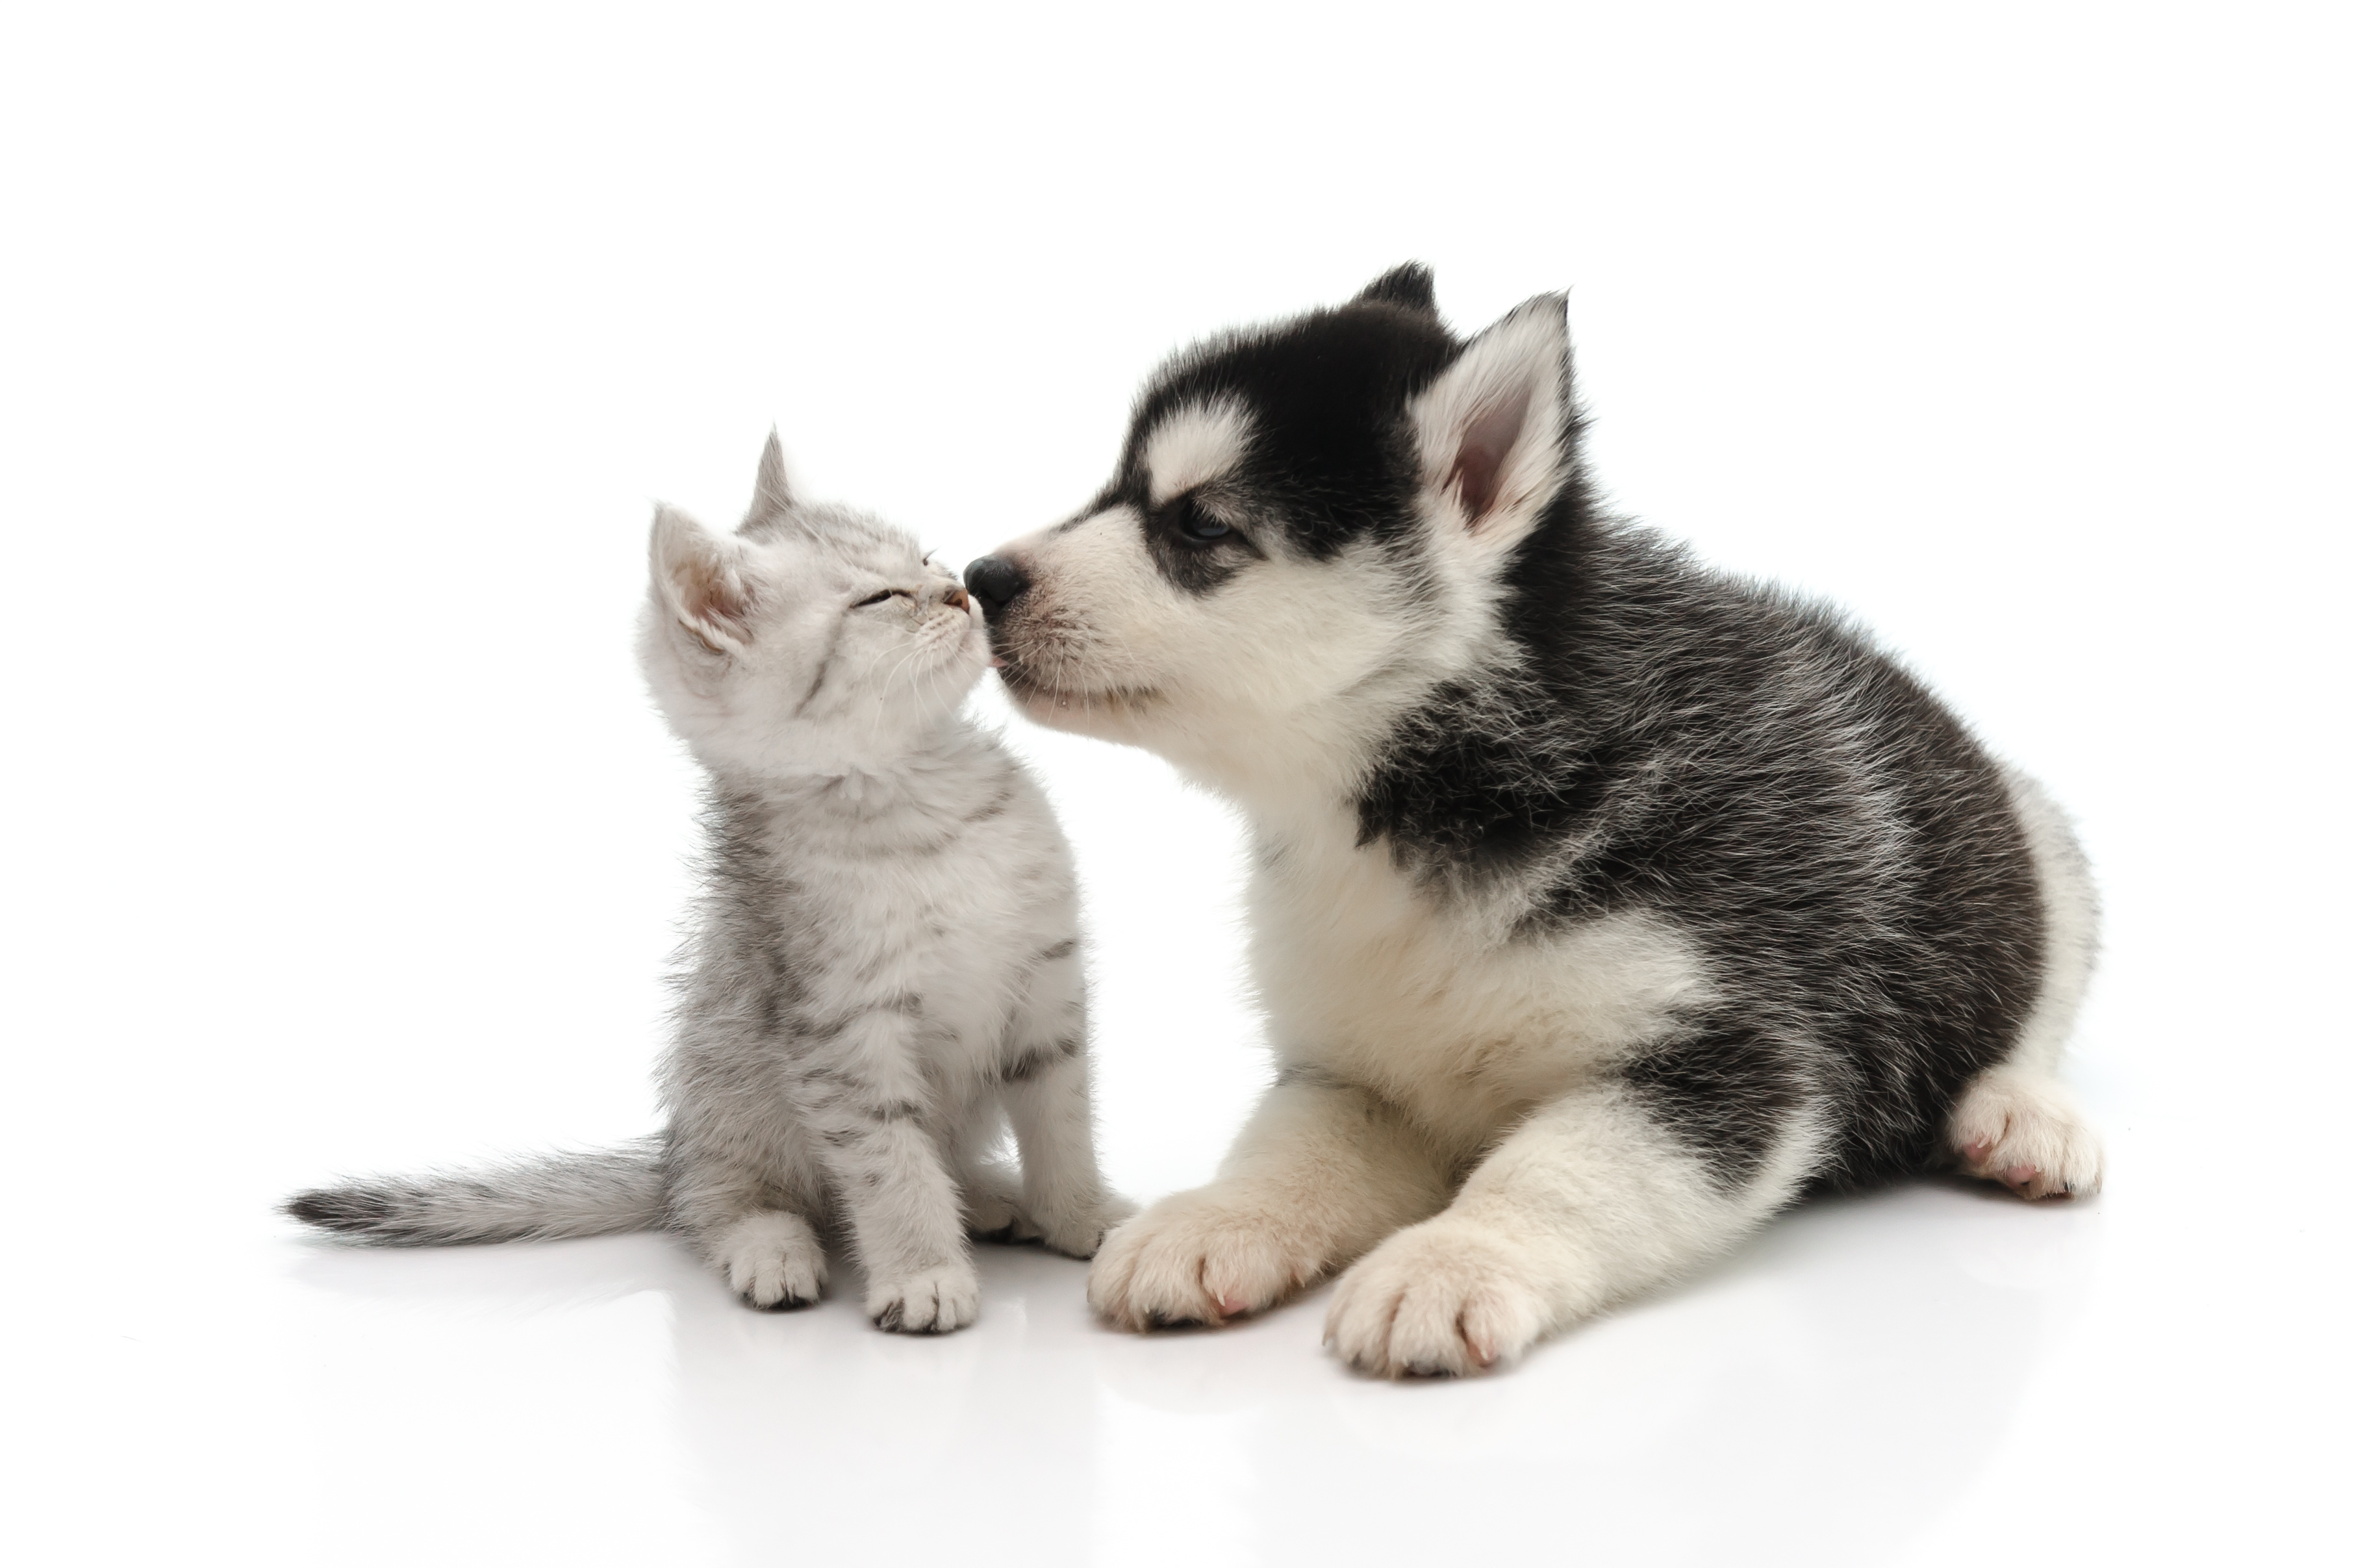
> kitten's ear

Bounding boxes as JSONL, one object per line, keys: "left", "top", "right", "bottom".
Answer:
{"left": 1351, "top": 262, "right": 1438, "bottom": 318}
{"left": 1408, "top": 292, "right": 1574, "bottom": 556}
{"left": 651, "top": 504, "right": 757, "bottom": 652}
{"left": 740, "top": 429, "right": 795, "bottom": 532}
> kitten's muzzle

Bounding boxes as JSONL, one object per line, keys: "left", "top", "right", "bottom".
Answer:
{"left": 963, "top": 555, "right": 1029, "bottom": 623}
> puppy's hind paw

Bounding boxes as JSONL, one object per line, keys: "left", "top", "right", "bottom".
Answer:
{"left": 1950, "top": 1069, "right": 2105, "bottom": 1200}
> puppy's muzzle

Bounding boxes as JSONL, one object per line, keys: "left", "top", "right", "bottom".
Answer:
{"left": 963, "top": 555, "right": 1030, "bottom": 623}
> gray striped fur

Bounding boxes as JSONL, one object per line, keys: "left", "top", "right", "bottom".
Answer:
{"left": 288, "top": 436, "right": 1129, "bottom": 1334}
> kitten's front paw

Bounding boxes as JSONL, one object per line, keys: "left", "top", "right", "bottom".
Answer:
{"left": 1324, "top": 1218, "right": 1549, "bottom": 1378}
{"left": 1087, "top": 1186, "right": 1324, "bottom": 1329}
{"left": 1033, "top": 1192, "right": 1139, "bottom": 1261}
{"left": 867, "top": 1264, "right": 980, "bottom": 1334}
{"left": 718, "top": 1211, "right": 828, "bottom": 1311}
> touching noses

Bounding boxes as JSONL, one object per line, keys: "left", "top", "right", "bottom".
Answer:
{"left": 963, "top": 555, "right": 1029, "bottom": 622}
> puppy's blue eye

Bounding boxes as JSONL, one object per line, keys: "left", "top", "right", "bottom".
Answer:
{"left": 1172, "top": 499, "right": 1231, "bottom": 542}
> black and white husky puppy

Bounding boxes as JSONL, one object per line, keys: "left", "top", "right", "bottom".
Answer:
{"left": 290, "top": 437, "right": 1129, "bottom": 1333}
{"left": 966, "top": 265, "right": 2102, "bottom": 1376}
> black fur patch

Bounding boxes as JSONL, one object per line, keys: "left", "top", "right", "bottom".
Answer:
{"left": 1093, "top": 278, "right": 1460, "bottom": 597}
{"left": 1621, "top": 1026, "right": 1804, "bottom": 1190}
{"left": 1352, "top": 262, "right": 1440, "bottom": 316}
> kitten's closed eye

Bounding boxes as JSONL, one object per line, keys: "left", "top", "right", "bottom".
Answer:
{"left": 854, "top": 588, "right": 908, "bottom": 608}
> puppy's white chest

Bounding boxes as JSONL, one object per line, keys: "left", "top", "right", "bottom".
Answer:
{"left": 1247, "top": 833, "right": 1706, "bottom": 1141}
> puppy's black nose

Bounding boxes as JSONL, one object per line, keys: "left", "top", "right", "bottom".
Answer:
{"left": 963, "top": 555, "right": 1030, "bottom": 620}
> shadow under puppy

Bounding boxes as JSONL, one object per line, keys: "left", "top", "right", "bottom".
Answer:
{"left": 967, "top": 264, "right": 2102, "bottom": 1376}
{"left": 289, "top": 436, "right": 1130, "bottom": 1333}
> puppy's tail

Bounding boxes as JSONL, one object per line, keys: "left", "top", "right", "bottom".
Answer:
{"left": 284, "top": 1135, "right": 667, "bottom": 1246}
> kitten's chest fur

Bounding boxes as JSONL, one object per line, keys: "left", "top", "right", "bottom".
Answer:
{"left": 733, "top": 737, "right": 1076, "bottom": 1079}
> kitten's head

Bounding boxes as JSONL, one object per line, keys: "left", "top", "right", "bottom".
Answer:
{"left": 639, "top": 434, "right": 987, "bottom": 778}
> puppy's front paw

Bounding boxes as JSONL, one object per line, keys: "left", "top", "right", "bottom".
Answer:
{"left": 1033, "top": 1192, "right": 1139, "bottom": 1261}
{"left": 867, "top": 1264, "right": 980, "bottom": 1334}
{"left": 717, "top": 1211, "right": 828, "bottom": 1311}
{"left": 1324, "top": 1219, "right": 1549, "bottom": 1378}
{"left": 1087, "top": 1185, "right": 1324, "bottom": 1329}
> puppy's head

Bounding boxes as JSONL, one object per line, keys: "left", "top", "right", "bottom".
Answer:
{"left": 969, "top": 265, "right": 1582, "bottom": 789}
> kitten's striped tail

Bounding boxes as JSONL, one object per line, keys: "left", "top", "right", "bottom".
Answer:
{"left": 284, "top": 1136, "right": 666, "bottom": 1246}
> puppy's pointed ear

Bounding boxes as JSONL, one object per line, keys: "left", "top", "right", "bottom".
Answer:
{"left": 1351, "top": 262, "right": 1438, "bottom": 318}
{"left": 1408, "top": 292, "right": 1574, "bottom": 552}
{"left": 740, "top": 428, "right": 796, "bottom": 531}
{"left": 652, "top": 504, "right": 757, "bottom": 652}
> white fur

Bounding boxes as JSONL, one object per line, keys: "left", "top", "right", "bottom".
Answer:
{"left": 1143, "top": 398, "right": 1254, "bottom": 506}
{"left": 1256, "top": 829, "right": 1713, "bottom": 1146}
{"left": 1324, "top": 1085, "right": 1824, "bottom": 1374}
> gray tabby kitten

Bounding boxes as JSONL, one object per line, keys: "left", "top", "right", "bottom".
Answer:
{"left": 288, "top": 436, "right": 1130, "bottom": 1334}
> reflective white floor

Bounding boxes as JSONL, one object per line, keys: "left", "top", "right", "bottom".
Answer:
{"left": 266, "top": 1179, "right": 2113, "bottom": 1565}
{"left": 17, "top": 1035, "right": 2361, "bottom": 1566}
{"left": 5, "top": 6, "right": 2361, "bottom": 1564}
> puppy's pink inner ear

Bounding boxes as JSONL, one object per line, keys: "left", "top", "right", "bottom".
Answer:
{"left": 1450, "top": 383, "right": 1533, "bottom": 525}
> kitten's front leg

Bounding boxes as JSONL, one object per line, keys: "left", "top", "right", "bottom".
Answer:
{"left": 1000, "top": 1040, "right": 1133, "bottom": 1259}
{"left": 797, "top": 1011, "right": 978, "bottom": 1334}
{"left": 1087, "top": 1071, "right": 1452, "bottom": 1328}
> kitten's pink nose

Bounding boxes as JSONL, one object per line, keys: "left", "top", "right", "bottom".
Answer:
{"left": 943, "top": 585, "right": 970, "bottom": 612}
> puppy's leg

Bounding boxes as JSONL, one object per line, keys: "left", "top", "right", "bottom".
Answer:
{"left": 1088, "top": 1072, "right": 1452, "bottom": 1328}
{"left": 1326, "top": 1063, "right": 1818, "bottom": 1376}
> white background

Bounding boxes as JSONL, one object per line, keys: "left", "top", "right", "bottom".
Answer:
{"left": 3, "top": 3, "right": 2361, "bottom": 1563}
